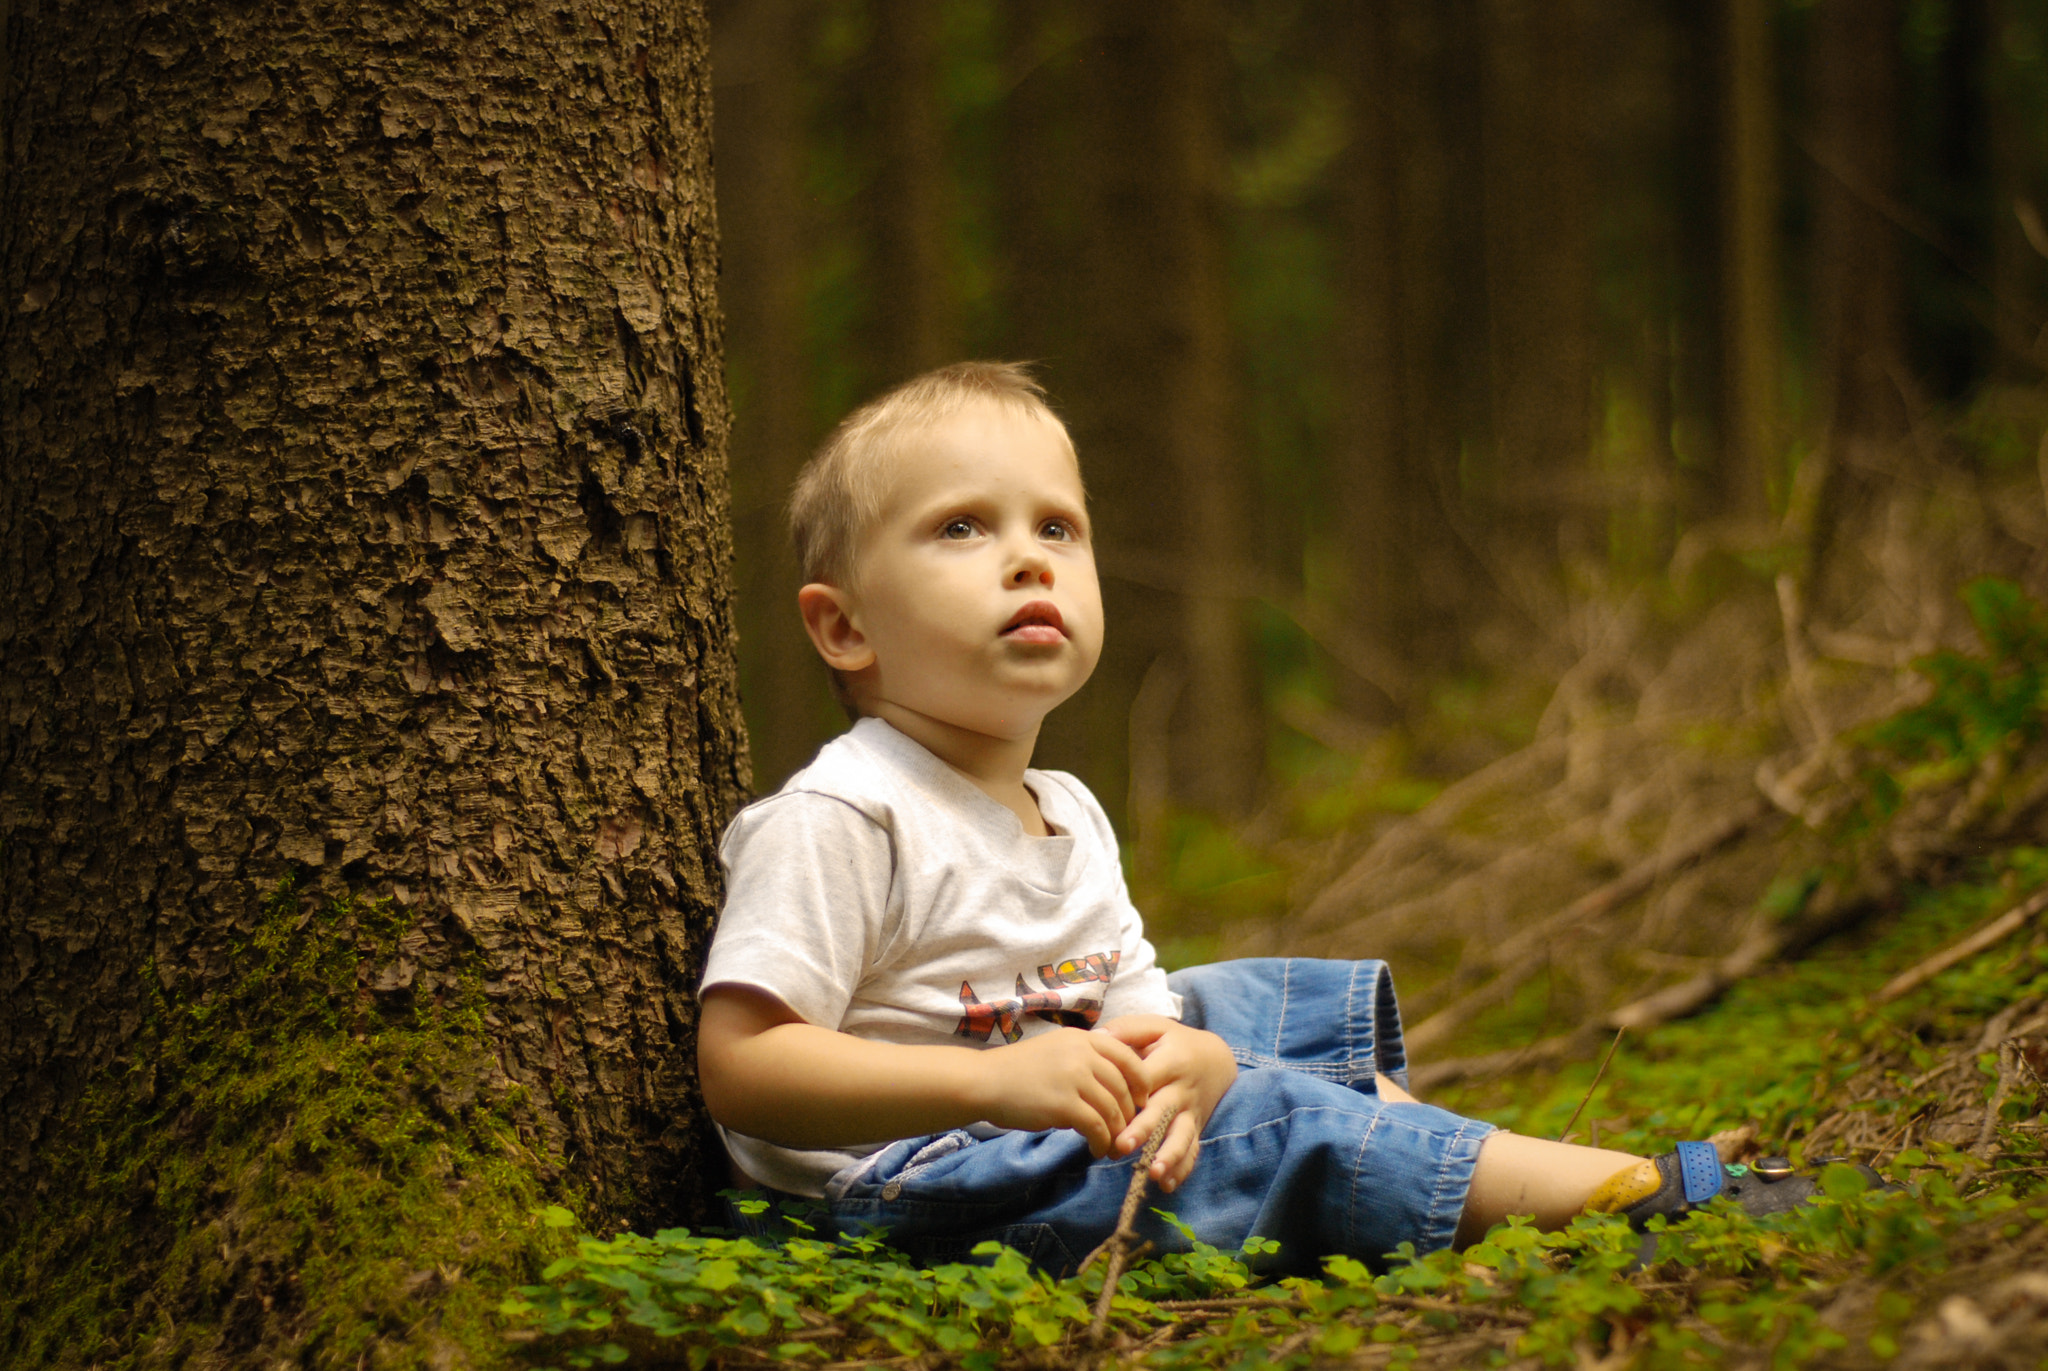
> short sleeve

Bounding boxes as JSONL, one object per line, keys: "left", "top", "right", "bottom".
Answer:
{"left": 699, "top": 791, "right": 894, "bottom": 1031}
{"left": 1101, "top": 874, "right": 1182, "bottom": 1021}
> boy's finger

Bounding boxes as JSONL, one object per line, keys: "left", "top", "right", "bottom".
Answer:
{"left": 1089, "top": 1051, "right": 1137, "bottom": 1125}
{"left": 1080, "top": 1074, "right": 1134, "bottom": 1147}
{"left": 1090, "top": 1033, "right": 1153, "bottom": 1104}
{"left": 1154, "top": 1116, "right": 1202, "bottom": 1192}
{"left": 1068, "top": 1092, "right": 1114, "bottom": 1157}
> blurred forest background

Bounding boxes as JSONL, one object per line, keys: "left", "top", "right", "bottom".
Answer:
{"left": 706, "top": 0, "right": 2048, "bottom": 1008}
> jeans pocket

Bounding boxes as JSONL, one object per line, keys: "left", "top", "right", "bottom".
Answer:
{"left": 829, "top": 1128, "right": 981, "bottom": 1203}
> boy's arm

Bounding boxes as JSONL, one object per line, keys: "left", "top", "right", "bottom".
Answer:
{"left": 1097, "top": 1015, "right": 1238, "bottom": 1192}
{"left": 698, "top": 984, "right": 1154, "bottom": 1158}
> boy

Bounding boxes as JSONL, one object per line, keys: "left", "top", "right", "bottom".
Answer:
{"left": 696, "top": 362, "right": 1819, "bottom": 1273}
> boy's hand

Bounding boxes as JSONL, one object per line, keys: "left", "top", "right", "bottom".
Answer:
{"left": 977, "top": 1027, "right": 1151, "bottom": 1158}
{"left": 1099, "top": 1017, "right": 1238, "bottom": 1193}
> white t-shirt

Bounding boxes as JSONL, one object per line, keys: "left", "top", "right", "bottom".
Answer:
{"left": 699, "top": 717, "right": 1182, "bottom": 1196}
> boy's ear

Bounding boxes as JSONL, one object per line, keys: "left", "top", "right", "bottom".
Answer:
{"left": 797, "top": 583, "right": 876, "bottom": 672}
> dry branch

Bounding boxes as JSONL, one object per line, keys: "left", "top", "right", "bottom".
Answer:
{"left": 1404, "top": 799, "right": 1774, "bottom": 1055}
{"left": 1875, "top": 885, "right": 2048, "bottom": 1004}
{"left": 1084, "top": 1108, "right": 1176, "bottom": 1345}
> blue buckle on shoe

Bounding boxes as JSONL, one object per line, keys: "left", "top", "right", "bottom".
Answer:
{"left": 1676, "top": 1141, "right": 1723, "bottom": 1205}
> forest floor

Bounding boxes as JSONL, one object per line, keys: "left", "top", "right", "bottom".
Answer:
{"left": 508, "top": 451, "right": 2048, "bottom": 1366}
{"left": 504, "top": 847, "right": 2048, "bottom": 1370}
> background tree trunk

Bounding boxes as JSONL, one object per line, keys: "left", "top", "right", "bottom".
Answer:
{"left": 1328, "top": 0, "right": 1433, "bottom": 712}
{"left": 1477, "top": 0, "right": 1596, "bottom": 580}
{"left": 1811, "top": 0, "right": 1910, "bottom": 457}
{"left": 1984, "top": 0, "right": 2048, "bottom": 377}
{"left": 1720, "top": 0, "right": 1785, "bottom": 520}
{"left": 1086, "top": 0, "right": 1260, "bottom": 819}
{"left": 713, "top": 0, "right": 837, "bottom": 792}
{"left": 1807, "top": 0, "right": 1909, "bottom": 589}
{"left": 867, "top": 0, "right": 960, "bottom": 384}
{"left": 0, "top": 0, "right": 741, "bottom": 1359}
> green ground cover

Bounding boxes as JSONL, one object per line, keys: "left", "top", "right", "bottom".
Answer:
{"left": 503, "top": 852, "right": 2048, "bottom": 1368}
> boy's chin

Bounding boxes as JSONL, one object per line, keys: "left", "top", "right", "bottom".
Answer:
{"left": 872, "top": 686, "right": 1083, "bottom": 741}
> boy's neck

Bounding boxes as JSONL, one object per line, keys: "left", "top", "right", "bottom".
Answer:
{"left": 866, "top": 701, "right": 1051, "bottom": 837}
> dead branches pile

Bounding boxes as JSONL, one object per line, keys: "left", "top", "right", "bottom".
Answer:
{"left": 1238, "top": 467, "right": 2048, "bottom": 1087}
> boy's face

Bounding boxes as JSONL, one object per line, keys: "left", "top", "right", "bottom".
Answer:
{"left": 807, "top": 400, "right": 1103, "bottom": 743}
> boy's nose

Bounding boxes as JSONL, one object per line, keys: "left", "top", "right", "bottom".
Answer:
{"left": 1010, "top": 564, "right": 1054, "bottom": 587}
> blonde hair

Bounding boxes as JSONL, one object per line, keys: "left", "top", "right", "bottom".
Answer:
{"left": 789, "top": 360, "right": 1074, "bottom": 589}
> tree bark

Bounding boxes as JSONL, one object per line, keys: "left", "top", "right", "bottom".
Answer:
{"left": 1, "top": 0, "right": 742, "bottom": 1359}
{"left": 1805, "top": 0, "right": 1910, "bottom": 595}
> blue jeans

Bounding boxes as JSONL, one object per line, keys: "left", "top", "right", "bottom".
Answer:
{"left": 779, "top": 959, "right": 1494, "bottom": 1276}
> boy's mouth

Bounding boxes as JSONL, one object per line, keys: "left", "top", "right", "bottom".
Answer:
{"left": 1000, "top": 600, "right": 1066, "bottom": 643}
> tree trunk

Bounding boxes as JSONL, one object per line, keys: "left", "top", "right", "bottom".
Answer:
{"left": 0, "top": 0, "right": 743, "bottom": 1362}
{"left": 1720, "top": 0, "right": 1784, "bottom": 520}
{"left": 1086, "top": 0, "right": 1260, "bottom": 817}
{"left": 1984, "top": 0, "right": 2047, "bottom": 376}
{"left": 714, "top": 0, "right": 837, "bottom": 792}
{"left": 1477, "top": 0, "right": 1596, "bottom": 577}
{"left": 1327, "top": 0, "right": 1454, "bottom": 710}
{"left": 867, "top": 0, "right": 959, "bottom": 384}
{"left": 1382, "top": 0, "right": 1494, "bottom": 673}
{"left": 1810, "top": 0, "right": 1910, "bottom": 460}
{"left": 1806, "top": 0, "right": 1910, "bottom": 592}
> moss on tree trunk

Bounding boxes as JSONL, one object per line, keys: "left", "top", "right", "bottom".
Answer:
{"left": 6, "top": 883, "right": 573, "bottom": 1366}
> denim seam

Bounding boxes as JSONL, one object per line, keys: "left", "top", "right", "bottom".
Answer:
{"left": 1226, "top": 1052, "right": 1360, "bottom": 1079}
{"left": 1421, "top": 1119, "right": 1494, "bottom": 1253}
{"left": 1344, "top": 962, "right": 1364, "bottom": 1085}
{"left": 1273, "top": 958, "right": 1293, "bottom": 1062}
{"left": 1347, "top": 1100, "right": 1383, "bottom": 1257}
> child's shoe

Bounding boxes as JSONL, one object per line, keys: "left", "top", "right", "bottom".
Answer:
{"left": 1588, "top": 1140, "right": 1884, "bottom": 1226}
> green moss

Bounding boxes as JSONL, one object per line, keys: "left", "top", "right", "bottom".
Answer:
{"left": 1, "top": 876, "right": 573, "bottom": 1368}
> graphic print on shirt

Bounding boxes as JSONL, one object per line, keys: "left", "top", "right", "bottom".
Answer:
{"left": 954, "top": 951, "right": 1121, "bottom": 1043}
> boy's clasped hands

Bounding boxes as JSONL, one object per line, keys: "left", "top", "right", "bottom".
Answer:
{"left": 988, "top": 1015, "right": 1237, "bottom": 1191}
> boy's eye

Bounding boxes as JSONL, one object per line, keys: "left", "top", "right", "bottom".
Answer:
{"left": 1041, "top": 518, "right": 1076, "bottom": 542}
{"left": 940, "top": 518, "right": 977, "bottom": 540}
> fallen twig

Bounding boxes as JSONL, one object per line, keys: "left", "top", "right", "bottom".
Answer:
{"left": 1404, "top": 800, "right": 1773, "bottom": 1055}
{"left": 1875, "top": 886, "right": 2048, "bottom": 1005}
{"left": 1085, "top": 1108, "right": 1177, "bottom": 1346}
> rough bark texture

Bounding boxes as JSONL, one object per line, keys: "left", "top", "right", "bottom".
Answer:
{"left": 1, "top": 0, "right": 742, "bottom": 1312}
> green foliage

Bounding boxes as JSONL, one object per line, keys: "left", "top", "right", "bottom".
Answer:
{"left": 1854, "top": 577, "right": 2048, "bottom": 821}
{"left": 503, "top": 1219, "right": 1095, "bottom": 1367}
{"left": 1, "top": 875, "right": 568, "bottom": 1369}
{"left": 508, "top": 1175, "right": 2035, "bottom": 1369}
{"left": 508, "top": 843, "right": 2048, "bottom": 1368}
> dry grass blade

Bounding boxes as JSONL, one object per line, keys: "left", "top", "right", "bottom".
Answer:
{"left": 1556, "top": 1027, "right": 1625, "bottom": 1142}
